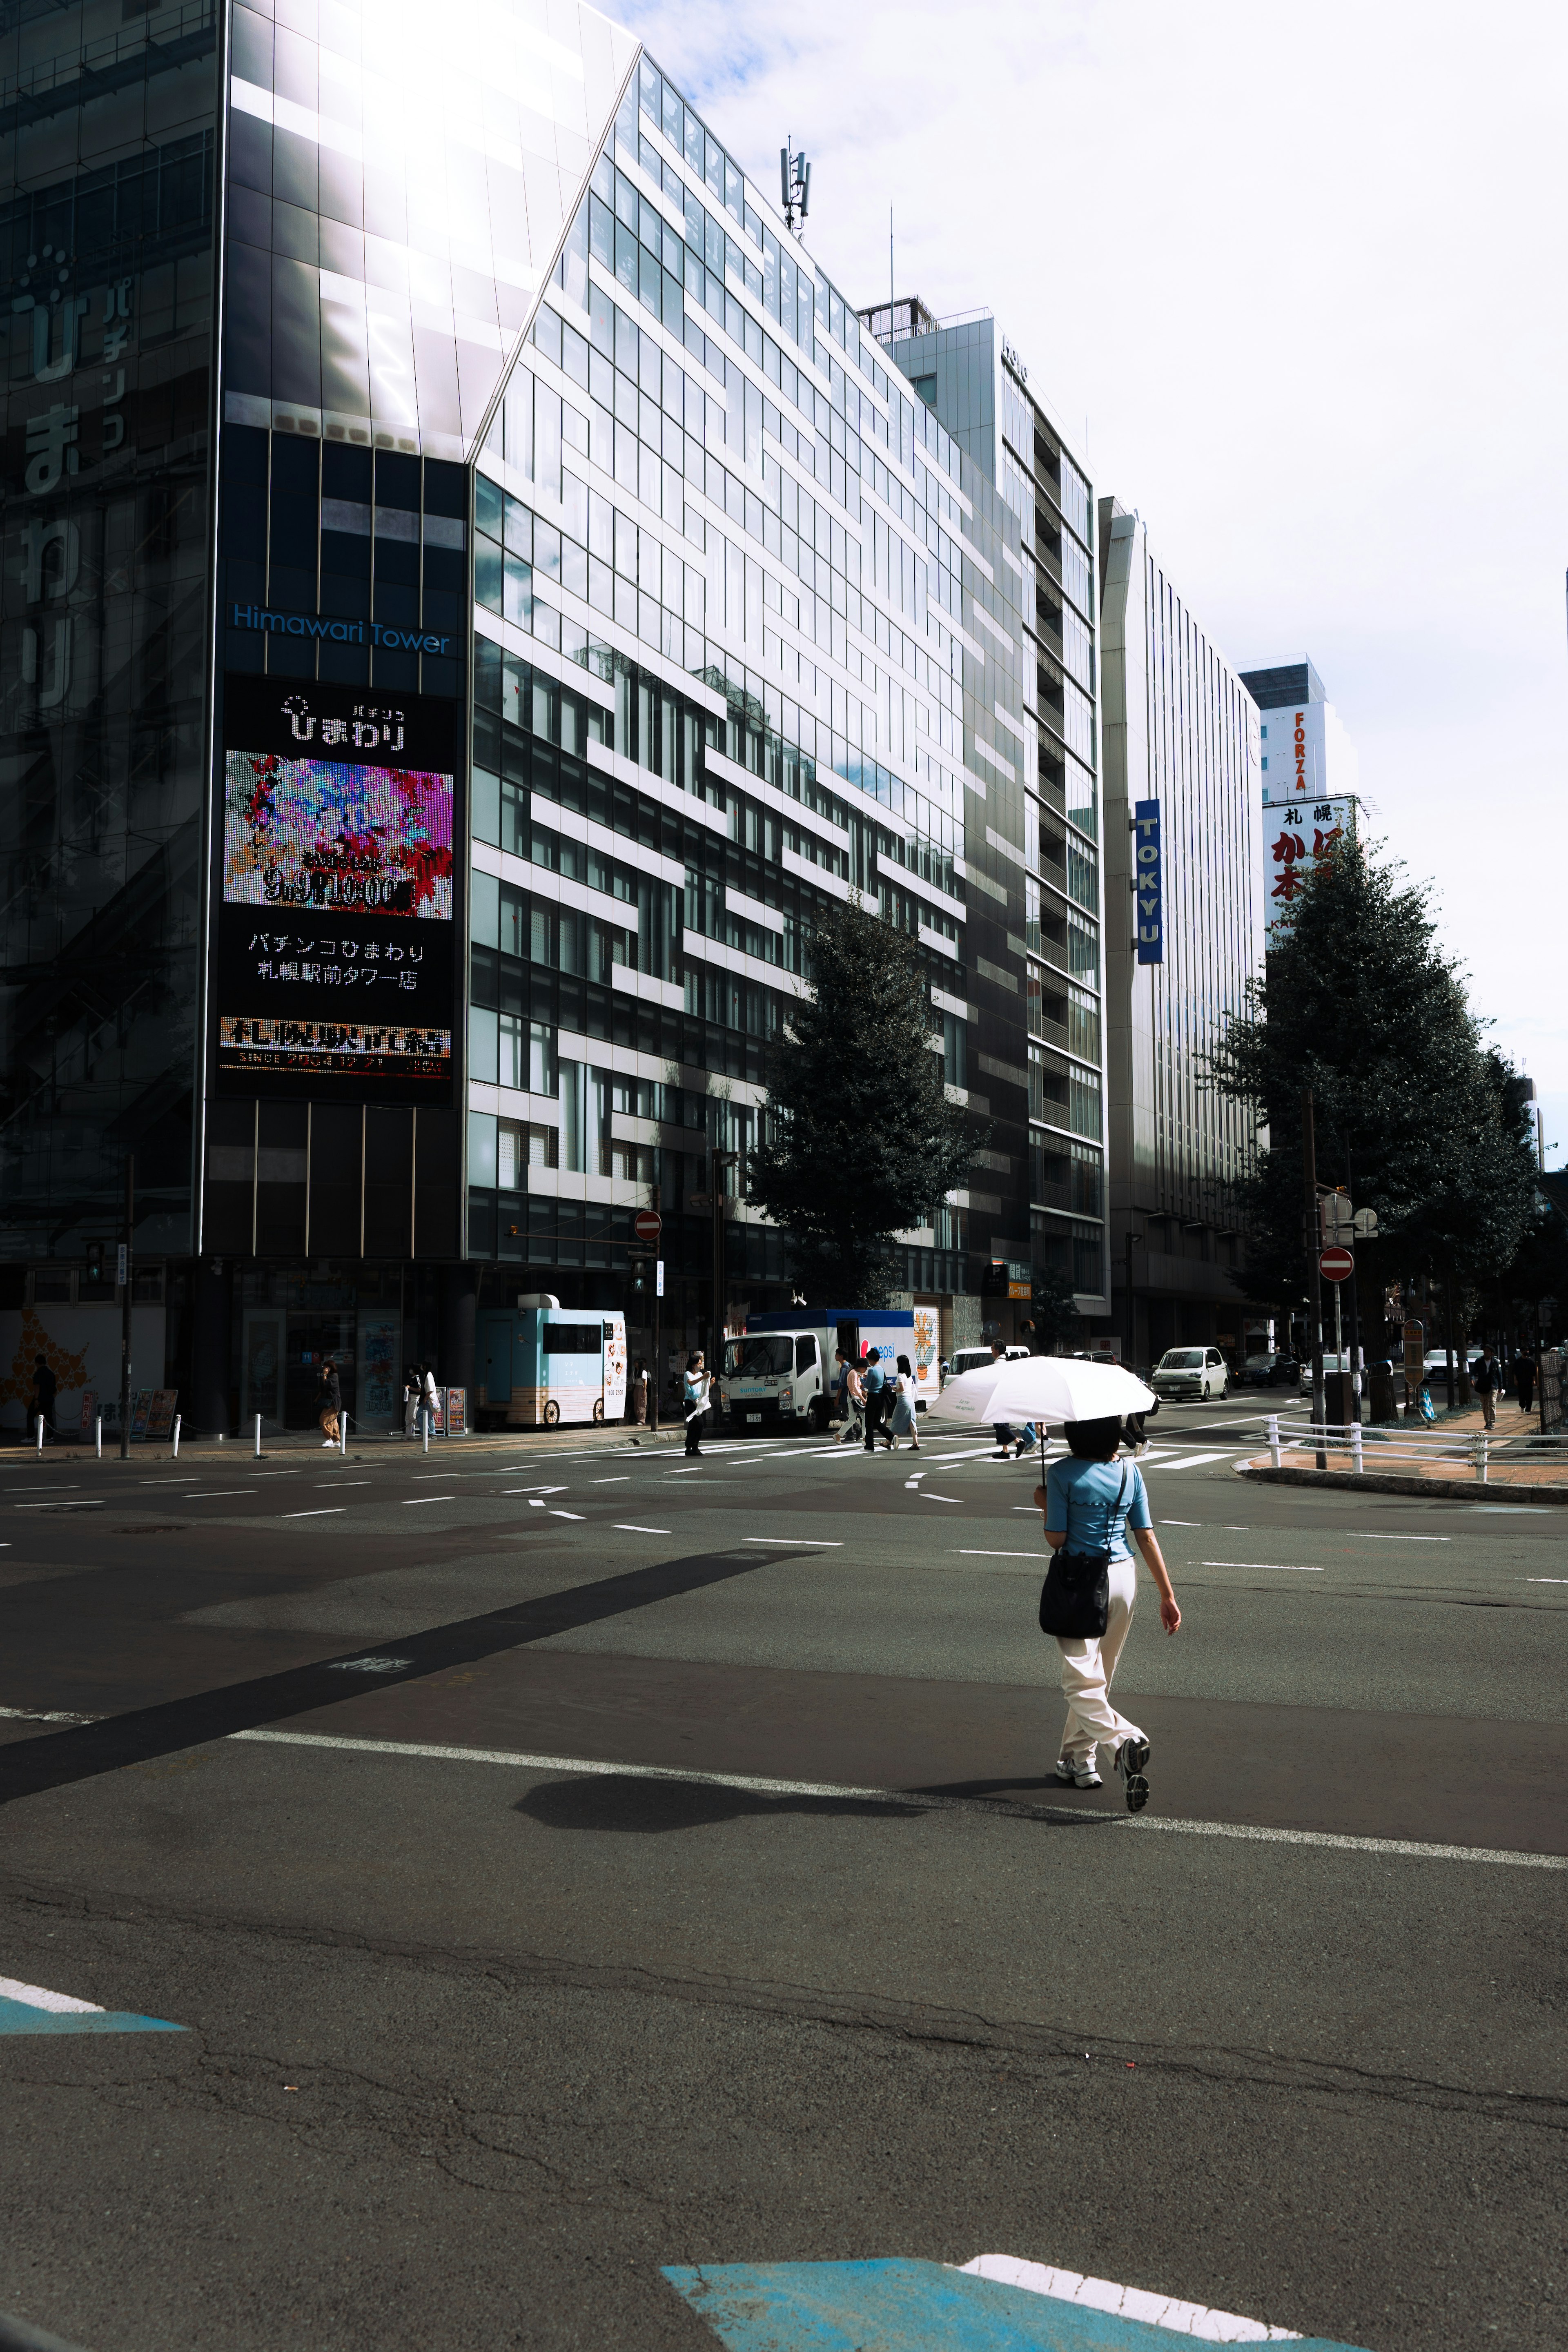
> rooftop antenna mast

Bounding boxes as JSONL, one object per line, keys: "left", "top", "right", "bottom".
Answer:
{"left": 780, "top": 138, "right": 810, "bottom": 238}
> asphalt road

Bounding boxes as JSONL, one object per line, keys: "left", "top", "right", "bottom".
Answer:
{"left": 0, "top": 1398, "right": 1562, "bottom": 2352}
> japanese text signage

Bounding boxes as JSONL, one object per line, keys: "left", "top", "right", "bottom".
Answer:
{"left": 1263, "top": 794, "right": 1354, "bottom": 946}
{"left": 1133, "top": 798, "right": 1162, "bottom": 965}
{"left": 215, "top": 675, "right": 459, "bottom": 1105}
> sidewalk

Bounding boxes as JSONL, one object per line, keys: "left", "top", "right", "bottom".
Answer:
{"left": 1240, "top": 1399, "right": 1568, "bottom": 1498}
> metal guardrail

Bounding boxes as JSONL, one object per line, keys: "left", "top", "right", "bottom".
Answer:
{"left": 1260, "top": 1415, "right": 1568, "bottom": 1482}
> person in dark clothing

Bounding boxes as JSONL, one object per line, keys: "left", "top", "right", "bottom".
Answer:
{"left": 861, "top": 1348, "right": 892, "bottom": 1451}
{"left": 30, "top": 1354, "right": 56, "bottom": 1443}
{"left": 682, "top": 1353, "right": 709, "bottom": 1455}
{"left": 1471, "top": 1346, "right": 1503, "bottom": 1430}
{"left": 316, "top": 1359, "right": 343, "bottom": 1446}
{"left": 1515, "top": 1352, "right": 1536, "bottom": 1415}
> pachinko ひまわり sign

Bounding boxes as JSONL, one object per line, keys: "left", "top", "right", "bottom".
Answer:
{"left": 216, "top": 676, "right": 458, "bottom": 1102}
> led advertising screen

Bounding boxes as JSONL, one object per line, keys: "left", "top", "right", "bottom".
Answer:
{"left": 215, "top": 677, "right": 459, "bottom": 1103}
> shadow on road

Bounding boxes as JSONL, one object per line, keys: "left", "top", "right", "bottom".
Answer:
{"left": 516, "top": 1774, "right": 927, "bottom": 1834}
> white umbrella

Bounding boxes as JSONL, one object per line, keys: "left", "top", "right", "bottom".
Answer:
{"left": 928, "top": 1357, "right": 1155, "bottom": 1431}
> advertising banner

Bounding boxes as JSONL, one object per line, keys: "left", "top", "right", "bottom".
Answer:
{"left": 1132, "top": 798, "right": 1162, "bottom": 964}
{"left": 1262, "top": 792, "right": 1354, "bottom": 946}
{"left": 216, "top": 676, "right": 458, "bottom": 1104}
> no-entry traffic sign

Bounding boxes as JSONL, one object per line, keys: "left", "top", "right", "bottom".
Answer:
{"left": 633, "top": 1207, "right": 662, "bottom": 1246}
{"left": 1319, "top": 1245, "right": 1355, "bottom": 1282}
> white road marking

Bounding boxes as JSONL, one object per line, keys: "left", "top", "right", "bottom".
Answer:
{"left": 0, "top": 1976, "right": 103, "bottom": 2016}
{"left": 12, "top": 1500, "right": 104, "bottom": 1510}
{"left": 593, "top": 1477, "right": 630, "bottom": 1483}
{"left": 548, "top": 1509, "right": 584, "bottom": 1519}
{"left": 401, "top": 1496, "right": 456, "bottom": 1506}
{"left": 953, "top": 1549, "right": 1040, "bottom": 1559}
{"left": 919, "top": 1492, "right": 963, "bottom": 1503}
{"left": 4, "top": 1485, "right": 78, "bottom": 1493}
{"left": 1471, "top": 1506, "right": 1550, "bottom": 1515}
{"left": 177, "top": 1490, "right": 257, "bottom": 1500}
{"left": 1161, "top": 1519, "right": 1201, "bottom": 1526}
{"left": 615, "top": 1525, "right": 670, "bottom": 1535}
{"left": 282, "top": 1508, "right": 344, "bottom": 1518}
{"left": 1526, "top": 1577, "right": 1568, "bottom": 1584}
{"left": 225, "top": 1731, "right": 1568, "bottom": 1869}
{"left": 1155, "top": 1451, "right": 1230, "bottom": 1470}
{"left": 742, "top": 1535, "right": 843, "bottom": 1546}
{"left": 958, "top": 2254, "right": 1301, "bottom": 2341}
{"left": 138, "top": 1477, "right": 200, "bottom": 1485}
{"left": 1360, "top": 1533, "right": 1451, "bottom": 1541}
{"left": 0, "top": 1704, "right": 95, "bottom": 1724}
{"left": 1203, "top": 1560, "right": 1322, "bottom": 1572}
{"left": 501, "top": 1486, "right": 566, "bottom": 1496}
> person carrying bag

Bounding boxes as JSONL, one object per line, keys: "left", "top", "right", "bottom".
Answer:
{"left": 1034, "top": 1414, "right": 1180, "bottom": 1810}
{"left": 682, "top": 1352, "right": 710, "bottom": 1457}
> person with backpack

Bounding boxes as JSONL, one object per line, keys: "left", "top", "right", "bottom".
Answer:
{"left": 860, "top": 1346, "right": 892, "bottom": 1451}
{"left": 838, "top": 1351, "right": 865, "bottom": 1446}
{"left": 1034, "top": 1414, "right": 1181, "bottom": 1810}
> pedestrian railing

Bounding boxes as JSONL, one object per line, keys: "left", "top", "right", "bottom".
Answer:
{"left": 1260, "top": 1416, "right": 1568, "bottom": 1483}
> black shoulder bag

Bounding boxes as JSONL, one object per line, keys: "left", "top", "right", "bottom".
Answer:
{"left": 1038, "top": 1464, "right": 1127, "bottom": 1641}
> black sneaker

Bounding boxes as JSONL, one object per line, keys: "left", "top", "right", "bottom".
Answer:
{"left": 1116, "top": 1737, "right": 1151, "bottom": 1813}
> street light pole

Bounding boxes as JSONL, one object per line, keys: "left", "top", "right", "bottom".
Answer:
{"left": 1302, "top": 1089, "right": 1325, "bottom": 1468}
{"left": 119, "top": 1153, "right": 134, "bottom": 1462}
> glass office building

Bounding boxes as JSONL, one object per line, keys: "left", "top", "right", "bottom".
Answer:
{"left": 860, "top": 299, "right": 1108, "bottom": 1316}
{"left": 1, "top": 0, "right": 1047, "bottom": 1432}
{"left": 1098, "top": 497, "right": 1267, "bottom": 1366}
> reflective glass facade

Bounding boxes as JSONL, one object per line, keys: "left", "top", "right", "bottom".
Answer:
{"left": 870, "top": 303, "right": 1107, "bottom": 1313}
{"left": 1098, "top": 498, "right": 1266, "bottom": 1365}
{"left": 1, "top": 0, "right": 1078, "bottom": 1431}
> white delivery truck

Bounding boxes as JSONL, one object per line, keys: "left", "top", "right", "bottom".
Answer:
{"left": 717, "top": 1307, "right": 939, "bottom": 1435}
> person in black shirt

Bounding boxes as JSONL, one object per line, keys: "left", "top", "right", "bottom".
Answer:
{"left": 30, "top": 1354, "right": 56, "bottom": 1443}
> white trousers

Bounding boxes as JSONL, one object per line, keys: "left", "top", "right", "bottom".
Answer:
{"left": 1055, "top": 1555, "right": 1145, "bottom": 1768}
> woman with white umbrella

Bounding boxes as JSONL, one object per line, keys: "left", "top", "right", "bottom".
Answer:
{"left": 1036, "top": 1415, "right": 1180, "bottom": 1808}
{"left": 929, "top": 1356, "right": 1182, "bottom": 1811}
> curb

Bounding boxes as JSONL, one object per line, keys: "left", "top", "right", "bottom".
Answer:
{"left": 1236, "top": 1463, "right": 1568, "bottom": 1505}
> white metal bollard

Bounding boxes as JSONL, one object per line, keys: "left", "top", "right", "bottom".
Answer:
{"left": 95, "top": 1415, "right": 102, "bottom": 1460}
{"left": 254, "top": 1412, "right": 263, "bottom": 1459}
{"left": 1267, "top": 1413, "right": 1281, "bottom": 1469}
{"left": 1475, "top": 1433, "right": 1488, "bottom": 1483}
{"left": 422, "top": 1413, "right": 430, "bottom": 1454}
{"left": 340, "top": 1411, "right": 348, "bottom": 1456}
{"left": 1351, "top": 1420, "right": 1363, "bottom": 1475}
{"left": 172, "top": 1413, "right": 181, "bottom": 1459}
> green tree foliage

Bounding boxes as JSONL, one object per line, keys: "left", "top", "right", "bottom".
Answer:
{"left": 1211, "top": 838, "right": 1538, "bottom": 1318}
{"left": 1028, "top": 1265, "right": 1080, "bottom": 1352}
{"left": 747, "top": 898, "right": 976, "bottom": 1305}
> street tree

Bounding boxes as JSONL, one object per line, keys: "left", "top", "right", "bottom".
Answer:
{"left": 747, "top": 898, "right": 976, "bottom": 1304}
{"left": 1211, "top": 836, "right": 1538, "bottom": 1337}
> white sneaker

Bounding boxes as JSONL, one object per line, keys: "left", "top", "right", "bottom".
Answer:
{"left": 1055, "top": 1757, "right": 1101, "bottom": 1789}
{"left": 321, "top": 1438, "right": 335, "bottom": 1447}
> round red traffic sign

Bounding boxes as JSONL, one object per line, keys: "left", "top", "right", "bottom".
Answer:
{"left": 1319, "top": 1245, "right": 1355, "bottom": 1282}
{"left": 633, "top": 1207, "right": 663, "bottom": 1246}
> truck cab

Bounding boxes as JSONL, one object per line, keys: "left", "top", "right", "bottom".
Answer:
{"left": 719, "top": 1329, "right": 827, "bottom": 1432}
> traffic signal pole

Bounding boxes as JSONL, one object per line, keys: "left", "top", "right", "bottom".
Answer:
{"left": 1302, "top": 1089, "right": 1326, "bottom": 1468}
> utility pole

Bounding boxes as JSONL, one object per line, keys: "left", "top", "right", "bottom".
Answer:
{"left": 710, "top": 1149, "right": 738, "bottom": 1369}
{"left": 119, "top": 1154, "right": 134, "bottom": 1462}
{"left": 649, "top": 1181, "right": 660, "bottom": 1439}
{"left": 1302, "top": 1089, "right": 1325, "bottom": 1468}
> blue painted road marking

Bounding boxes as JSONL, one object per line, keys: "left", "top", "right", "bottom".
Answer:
{"left": 0, "top": 1976, "right": 184, "bottom": 2036}
{"left": 663, "top": 2260, "right": 1373, "bottom": 2351}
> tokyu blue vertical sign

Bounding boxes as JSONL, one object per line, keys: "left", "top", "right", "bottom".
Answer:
{"left": 1133, "top": 799, "right": 1162, "bottom": 964}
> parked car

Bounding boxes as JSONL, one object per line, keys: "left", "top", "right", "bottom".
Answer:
{"left": 948, "top": 1343, "right": 1029, "bottom": 1381}
{"left": 1241, "top": 1353, "right": 1296, "bottom": 1386}
{"left": 1298, "top": 1350, "right": 1355, "bottom": 1393}
{"left": 1152, "top": 1346, "right": 1230, "bottom": 1401}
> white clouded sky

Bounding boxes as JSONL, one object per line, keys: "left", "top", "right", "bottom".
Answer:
{"left": 619, "top": 0, "right": 1568, "bottom": 1158}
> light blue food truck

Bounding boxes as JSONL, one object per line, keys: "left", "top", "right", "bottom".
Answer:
{"left": 476, "top": 1294, "right": 628, "bottom": 1429}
